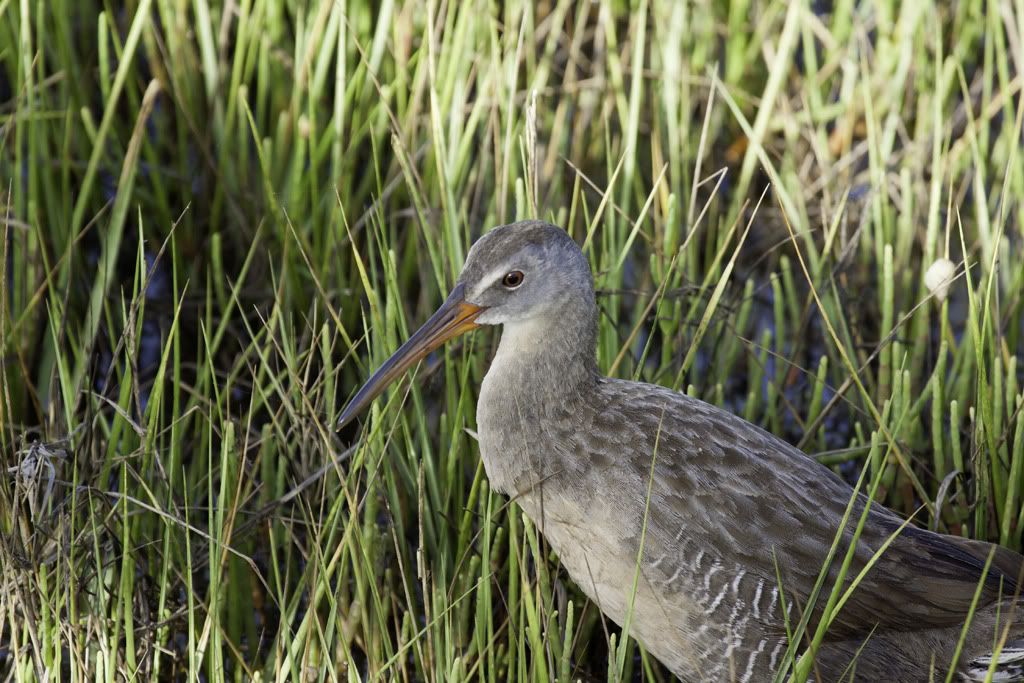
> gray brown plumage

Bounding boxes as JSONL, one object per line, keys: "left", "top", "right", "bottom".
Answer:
{"left": 338, "top": 220, "right": 1024, "bottom": 681}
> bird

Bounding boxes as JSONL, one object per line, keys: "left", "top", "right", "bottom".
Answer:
{"left": 337, "top": 220, "right": 1024, "bottom": 682}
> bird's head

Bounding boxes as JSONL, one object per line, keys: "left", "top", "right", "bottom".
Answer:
{"left": 336, "top": 221, "right": 591, "bottom": 428}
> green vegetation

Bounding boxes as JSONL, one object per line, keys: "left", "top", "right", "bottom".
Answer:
{"left": 2, "top": 0, "right": 1023, "bottom": 680}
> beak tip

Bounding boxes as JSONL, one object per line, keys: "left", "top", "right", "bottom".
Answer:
{"left": 336, "top": 408, "right": 357, "bottom": 431}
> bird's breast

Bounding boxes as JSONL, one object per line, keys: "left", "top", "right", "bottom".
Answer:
{"left": 508, "top": 469, "right": 760, "bottom": 680}
{"left": 475, "top": 385, "right": 781, "bottom": 680}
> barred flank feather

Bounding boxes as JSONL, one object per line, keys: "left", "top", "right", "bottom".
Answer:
{"left": 962, "top": 646, "right": 1024, "bottom": 682}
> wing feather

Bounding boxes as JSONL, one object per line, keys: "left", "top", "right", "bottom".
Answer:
{"left": 589, "top": 378, "right": 1023, "bottom": 639}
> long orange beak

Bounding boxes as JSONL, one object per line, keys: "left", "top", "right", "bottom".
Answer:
{"left": 337, "top": 282, "right": 485, "bottom": 429}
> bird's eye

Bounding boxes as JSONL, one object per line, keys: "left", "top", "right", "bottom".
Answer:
{"left": 501, "top": 270, "right": 525, "bottom": 289}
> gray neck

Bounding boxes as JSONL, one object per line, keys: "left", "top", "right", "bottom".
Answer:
{"left": 475, "top": 296, "right": 599, "bottom": 496}
{"left": 483, "top": 300, "right": 599, "bottom": 413}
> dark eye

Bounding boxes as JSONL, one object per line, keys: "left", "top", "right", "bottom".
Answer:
{"left": 501, "top": 270, "right": 525, "bottom": 288}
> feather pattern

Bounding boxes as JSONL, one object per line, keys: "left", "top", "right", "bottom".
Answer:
{"left": 344, "top": 221, "right": 1024, "bottom": 681}
{"left": 467, "top": 222, "right": 1024, "bottom": 681}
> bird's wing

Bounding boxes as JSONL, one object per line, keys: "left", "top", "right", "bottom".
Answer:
{"left": 590, "top": 379, "right": 1023, "bottom": 639}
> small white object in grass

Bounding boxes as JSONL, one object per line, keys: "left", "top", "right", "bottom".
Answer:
{"left": 298, "top": 114, "right": 311, "bottom": 139}
{"left": 924, "top": 258, "right": 956, "bottom": 301}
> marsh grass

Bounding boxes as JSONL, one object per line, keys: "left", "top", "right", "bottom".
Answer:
{"left": 2, "top": 0, "right": 1024, "bottom": 680}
